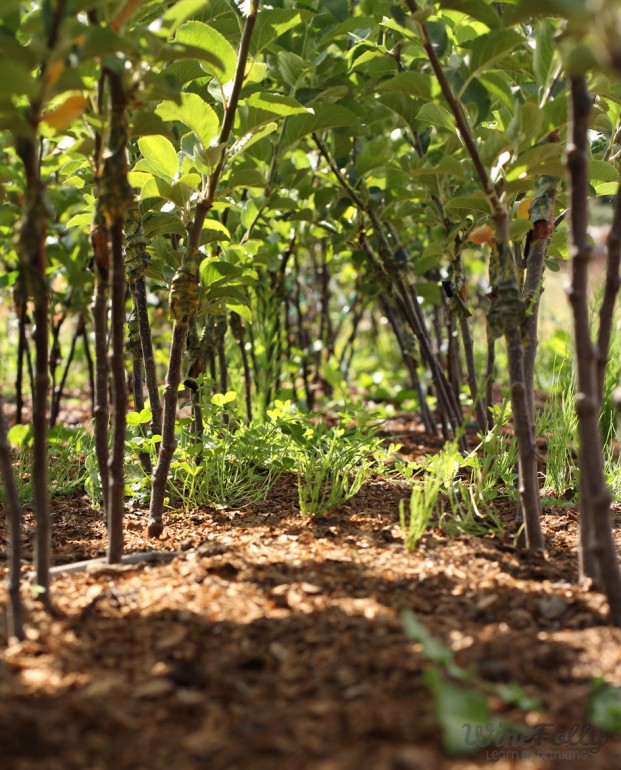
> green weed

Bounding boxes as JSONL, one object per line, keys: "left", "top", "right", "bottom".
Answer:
{"left": 537, "top": 386, "right": 578, "bottom": 497}
{"left": 296, "top": 425, "right": 375, "bottom": 516}
{"left": 400, "top": 406, "right": 512, "bottom": 543}
{"left": 173, "top": 419, "right": 294, "bottom": 509}
{"left": 400, "top": 477, "right": 441, "bottom": 550}
{"left": 1, "top": 423, "right": 88, "bottom": 504}
{"left": 402, "top": 610, "right": 540, "bottom": 756}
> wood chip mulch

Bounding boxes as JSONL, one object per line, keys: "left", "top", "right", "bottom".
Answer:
{"left": 1, "top": 418, "right": 621, "bottom": 770}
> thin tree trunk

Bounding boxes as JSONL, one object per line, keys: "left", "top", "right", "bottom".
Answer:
{"left": 48, "top": 311, "right": 66, "bottom": 424}
{"left": 446, "top": 313, "right": 462, "bottom": 404}
{"left": 231, "top": 312, "right": 253, "bottom": 423}
{"left": 381, "top": 298, "right": 436, "bottom": 435}
{"left": 292, "top": 250, "right": 314, "bottom": 410}
{"left": 133, "top": 278, "right": 162, "bottom": 437}
{"left": 128, "top": 309, "right": 152, "bottom": 474}
{"left": 90, "top": 204, "right": 110, "bottom": 513}
{"left": 185, "top": 317, "right": 203, "bottom": 438}
{"left": 568, "top": 78, "right": 621, "bottom": 624}
{"left": 356, "top": 231, "right": 460, "bottom": 440}
{"left": 215, "top": 318, "right": 228, "bottom": 394}
{"left": 101, "top": 69, "right": 131, "bottom": 564}
{"left": 148, "top": 323, "right": 186, "bottom": 537}
{"left": 0, "top": 392, "right": 26, "bottom": 641}
{"left": 125, "top": 198, "right": 162, "bottom": 438}
{"left": 458, "top": 315, "right": 487, "bottom": 430}
{"left": 505, "top": 324, "right": 544, "bottom": 551}
{"left": 523, "top": 173, "right": 558, "bottom": 432}
{"left": 15, "top": 133, "right": 51, "bottom": 603}
{"left": 596, "top": 183, "right": 621, "bottom": 402}
{"left": 50, "top": 315, "right": 82, "bottom": 428}
{"left": 313, "top": 137, "right": 460, "bottom": 440}
{"left": 80, "top": 315, "right": 95, "bottom": 414}
{"left": 15, "top": 300, "right": 31, "bottom": 425}
{"left": 522, "top": 236, "right": 547, "bottom": 425}
{"left": 485, "top": 334, "right": 495, "bottom": 430}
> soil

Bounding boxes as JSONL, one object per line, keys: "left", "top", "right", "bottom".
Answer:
{"left": 1, "top": 413, "right": 621, "bottom": 770}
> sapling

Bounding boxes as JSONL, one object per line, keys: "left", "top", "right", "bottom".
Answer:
{"left": 406, "top": 0, "right": 544, "bottom": 551}
{"left": 566, "top": 76, "right": 621, "bottom": 623}
{"left": 100, "top": 67, "right": 132, "bottom": 564}
{"left": 148, "top": 1, "right": 260, "bottom": 537}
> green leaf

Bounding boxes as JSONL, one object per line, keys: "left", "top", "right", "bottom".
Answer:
{"left": 130, "top": 110, "right": 171, "bottom": 138}
{"left": 377, "top": 93, "right": 421, "bottom": 134}
{"left": 444, "top": 194, "right": 492, "bottom": 214}
{"left": 211, "top": 390, "right": 237, "bottom": 407}
{"left": 438, "top": 0, "right": 500, "bottom": 29}
{"left": 251, "top": 9, "right": 305, "bottom": 54}
{"left": 156, "top": 93, "right": 219, "bottom": 148}
{"left": 201, "top": 219, "right": 231, "bottom": 241}
{"left": 66, "top": 212, "right": 93, "bottom": 229}
{"left": 590, "top": 160, "right": 619, "bottom": 183}
{"left": 416, "top": 280, "right": 442, "bottom": 305}
{"left": 129, "top": 167, "right": 173, "bottom": 200}
{"left": 137, "top": 135, "right": 179, "bottom": 180}
{"left": 544, "top": 258, "right": 560, "bottom": 272}
{"left": 245, "top": 92, "right": 311, "bottom": 117}
{"left": 410, "top": 157, "right": 468, "bottom": 180}
{"left": 277, "top": 50, "right": 309, "bottom": 88}
{"left": 143, "top": 212, "right": 187, "bottom": 239}
{"left": 282, "top": 104, "right": 360, "bottom": 149}
{"left": 466, "top": 29, "right": 523, "bottom": 78}
{"left": 355, "top": 139, "right": 392, "bottom": 176}
{"left": 414, "top": 254, "right": 442, "bottom": 274}
{"left": 509, "top": 218, "right": 533, "bottom": 241}
{"left": 138, "top": 408, "right": 153, "bottom": 423}
{"left": 507, "top": 0, "right": 591, "bottom": 25}
{"left": 162, "top": 0, "right": 208, "bottom": 31}
{"left": 506, "top": 144, "right": 564, "bottom": 181}
{"left": 425, "top": 668, "right": 491, "bottom": 756}
{"left": 479, "top": 72, "right": 514, "bottom": 111}
{"left": 588, "top": 679, "right": 621, "bottom": 734}
{"left": 533, "top": 21, "right": 556, "bottom": 88}
{"left": 0, "top": 30, "right": 38, "bottom": 69}
{"left": 478, "top": 132, "right": 513, "bottom": 168}
{"left": 80, "top": 26, "right": 127, "bottom": 59}
{"left": 319, "top": 15, "right": 376, "bottom": 41}
{"left": 416, "top": 103, "right": 456, "bottom": 133}
{"left": 228, "top": 303, "right": 252, "bottom": 322}
{"left": 380, "top": 18, "right": 422, "bottom": 42}
{"left": 378, "top": 72, "right": 434, "bottom": 100}
{"left": 175, "top": 21, "right": 236, "bottom": 82}
{"left": 0, "top": 61, "right": 36, "bottom": 98}
{"left": 229, "top": 122, "right": 278, "bottom": 161}
{"left": 200, "top": 257, "right": 241, "bottom": 286}
{"left": 7, "top": 423, "right": 31, "bottom": 448}
{"left": 224, "top": 169, "right": 267, "bottom": 189}
{"left": 595, "top": 181, "right": 619, "bottom": 196}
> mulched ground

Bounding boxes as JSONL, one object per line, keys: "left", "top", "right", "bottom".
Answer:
{"left": 2, "top": 414, "right": 621, "bottom": 770}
